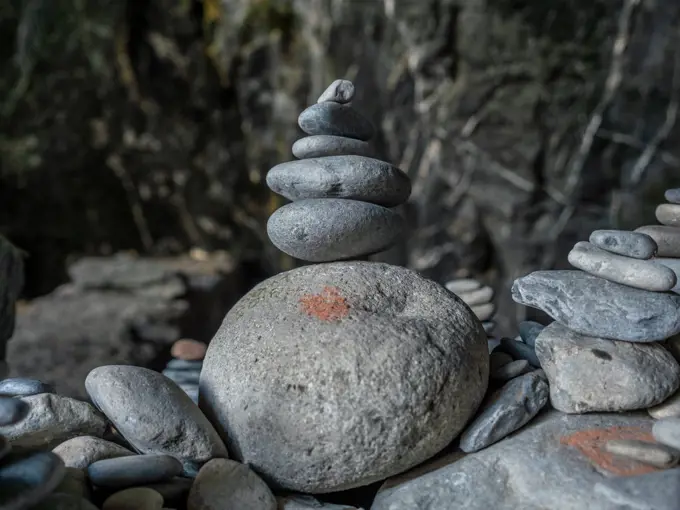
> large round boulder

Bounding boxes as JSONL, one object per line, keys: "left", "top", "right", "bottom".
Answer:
{"left": 199, "top": 262, "right": 488, "bottom": 493}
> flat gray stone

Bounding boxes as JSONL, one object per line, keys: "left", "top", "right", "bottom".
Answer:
{"left": 518, "top": 321, "right": 545, "bottom": 347}
{"left": 666, "top": 188, "right": 680, "bottom": 204}
{"left": 604, "top": 439, "right": 678, "bottom": 469}
{"left": 317, "top": 79, "right": 355, "bottom": 104}
{"left": 656, "top": 203, "right": 680, "bottom": 227}
{"left": 267, "top": 199, "right": 404, "bottom": 262}
{"left": 0, "top": 451, "right": 65, "bottom": 510}
{"left": 512, "top": 270, "right": 680, "bottom": 342}
{"left": 458, "top": 286, "right": 493, "bottom": 307}
{"left": 53, "top": 436, "right": 134, "bottom": 470}
{"left": 589, "top": 229, "right": 658, "bottom": 259}
{"left": 655, "top": 258, "right": 680, "bottom": 294}
{"left": 0, "top": 395, "right": 29, "bottom": 426}
{"left": 187, "top": 459, "right": 276, "bottom": 510}
{"left": 372, "top": 411, "right": 664, "bottom": 510}
{"left": 497, "top": 337, "right": 540, "bottom": 367}
{"left": 85, "top": 365, "right": 228, "bottom": 475}
{"left": 445, "top": 279, "right": 481, "bottom": 294}
{"left": 652, "top": 417, "right": 680, "bottom": 450}
{"left": 266, "top": 156, "right": 411, "bottom": 207}
{"left": 568, "top": 241, "right": 676, "bottom": 291}
{"left": 292, "top": 135, "right": 374, "bottom": 159}
{"left": 535, "top": 322, "right": 680, "bottom": 413}
{"left": 635, "top": 225, "right": 680, "bottom": 257}
{"left": 0, "top": 394, "right": 107, "bottom": 450}
{"left": 490, "top": 359, "right": 531, "bottom": 382}
{"left": 200, "top": 261, "right": 488, "bottom": 493}
{"left": 0, "top": 378, "right": 54, "bottom": 397}
{"left": 460, "top": 372, "right": 549, "bottom": 453}
{"left": 649, "top": 388, "right": 680, "bottom": 419}
{"left": 88, "top": 454, "right": 182, "bottom": 488}
{"left": 594, "top": 468, "right": 680, "bottom": 510}
{"left": 298, "top": 103, "right": 374, "bottom": 140}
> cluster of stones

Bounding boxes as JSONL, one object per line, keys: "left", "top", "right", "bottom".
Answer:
{"left": 161, "top": 339, "right": 208, "bottom": 404}
{"left": 445, "top": 278, "right": 496, "bottom": 334}
{"left": 265, "top": 79, "right": 411, "bottom": 262}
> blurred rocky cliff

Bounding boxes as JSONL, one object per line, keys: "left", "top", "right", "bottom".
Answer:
{"left": 1, "top": 0, "right": 679, "bottom": 335}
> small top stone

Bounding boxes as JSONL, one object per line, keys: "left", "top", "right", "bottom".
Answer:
{"left": 665, "top": 188, "right": 680, "bottom": 204}
{"left": 317, "top": 79, "right": 355, "bottom": 104}
{"left": 589, "top": 230, "right": 657, "bottom": 259}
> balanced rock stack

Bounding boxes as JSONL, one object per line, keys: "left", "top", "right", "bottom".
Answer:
{"left": 445, "top": 278, "right": 496, "bottom": 334}
{"left": 198, "top": 79, "right": 489, "bottom": 495}
{"left": 161, "top": 339, "right": 208, "bottom": 404}
{"left": 265, "top": 79, "right": 411, "bottom": 262}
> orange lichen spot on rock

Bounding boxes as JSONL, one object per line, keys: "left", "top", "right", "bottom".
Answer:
{"left": 560, "top": 425, "right": 661, "bottom": 476}
{"left": 299, "top": 286, "right": 350, "bottom": 321}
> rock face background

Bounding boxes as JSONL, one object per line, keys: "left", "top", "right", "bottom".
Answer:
{"left": 1, "top": 0, "right": 679, "bottom": 334}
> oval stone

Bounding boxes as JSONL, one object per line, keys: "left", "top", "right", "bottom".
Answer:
{"left": 267, "top": 156, "right": 411, "bottom": 207}
{"left": 666, "top": 188, "right": 680, "bottom": 204}
{"left": 317, "top": 79, "right": 355, "bottom": 104}
{"left": 568, "top": 241, "right": 677, "bottom": 291}
{"left": 0, "top": 451, "right": 65, "bottom": 509}
{"left": 53, "top": 436, "right": 134, "bottom": 470}
{"left": 0, "top": 378, "right": 54, "bottom": 397}
{"left": 199, "top": 262, "right": 488, "bottom": 492}
{"left": 298, "top": 103, "right": 374, "bottom": 140}
{"left": 267, "top": 199, "right": 404, "bottom": 262}
{"left": 589, "top": 229, "right": 657, "bottom": 259}
{"left": 88, "top": 454, "right": 183, "bottom": 488}
{"left": 635, "top": 225, "right": 680, "bottom": 257}
{"left": 656, "top": 204, "right": 680, "bottom": 227}
{"left": 292, "top": 135, "right": 374, "bottom": 159}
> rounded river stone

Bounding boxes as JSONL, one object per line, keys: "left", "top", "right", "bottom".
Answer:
{"left": 85, "top": 365, "right": 228, "bottom": 475}
{"left": 298, "top": 103, "right": 374, "bottom": 140}
{"left": 666, "top": 188, "right": 680, "bottom": 204}
{"left": 512, "top": 270, "right": 680, "bottom": 342}
{"left": 0, "top": 378, "right": 53, "bottom": 397}
{"left": 568, "top": 241, "right": 676, "bottom": 292}
{"left": 589, "top": 229, "right": 657, "bottom": 259}
{"left": 187, "top": 459, "right": 276, "bottom": 510}
{"left": 88, "top": 454, "right": 183, "bottom": 488}
{"left": 292, "top": 135, "right": 374, "bottom": 159}
{"left": 635, "top": 225, "right": 680, "bottom": 257}
{"left": 53, "top": 436, "right": 134, "bottom": 470}
{"left": 535, "top": 322, "right": 680, "bottom": 413}
{"left": 266, "top": 156, "right": 411, "bottom": 207}
{"left": 199, "top": 261, "right": 489, "bottom": 493}
{"left": 656, "top": 204, "right": 680, "bottom": 227}
{"left": 267, "top": 199, "right": 404, "bottom": 262}
{"left": 317, "top": 79, "right": 355, "bottom": 104}
{"left": 0, "top": 451, "right": 65, "bottom": 510}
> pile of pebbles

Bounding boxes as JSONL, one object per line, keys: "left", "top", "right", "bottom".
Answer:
{"left": 266, "top": 79, "right": 411, "bottom": 262}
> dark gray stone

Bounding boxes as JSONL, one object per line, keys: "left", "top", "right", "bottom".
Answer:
{"left": 594, "top": 468, "right": 680, "bottom": 510}
{"left": 518, "top": 321, "right": 545, "bottom": 347}
{"left": 568, "top": 241, "right": 676, "bottom": 291}
{"left": 266, "top": 156, "right": 411, "bottom": 207}
{"left": 139, "top": 477, "right": 193, "bottom": 502}
{"left": 489, "top": 351, "right": 512, "bottom": 372}
{"left": 101, "top": 487, "right": 163, "bottom": 509}
{"left": 372, "top": 411, "right": 662, "bottom": 510}
{"left": 52, "top": 436, "right": 134, "bottom": 470}
{"left": 589, "top": 229, "right": 658, "bottom": 259}
{"left": 482, "top": 321, "right": 495, "bottom": 334}
{"left": 30, "top": 493, "right": 99, "bottom": 510}
{"left": 635, "top": 225, "right": 680, "bottom": 257}
{"left": 0, "top": 237, "right": 23, "bottom": 359}
{"left": 85, "top": 365, "right": 227, "bottom": 475}
{"left": 498, "top": 337, "right": 541, "bottom": 367}
{"left": 656, "top": 204, "right": 680, "bottom": 227}
{"left": 267, "top": 199, "right": 404, "bottom": 262}
{"left": 298, "top": 103, "right": 374, "bottom": 140}
{"left": 512, "top": 270, "right": 680, "bottom": 342}
{"left": 88, "top": 454, "right": 182, "bottom": 488}
{"left": 459, "top": 371, "right": 549, "bottom": 452}
{"left": 317, "top": 80, "right": 355, "bottom": 104}
{"left": 0, "top": 396, "right": 29, "bottom": 426}
{"left": 535, "top": 322, "right": 680, "bottom": 413}
{"left": 292, "top": 135, "right": 374, "bottom": 159}
{"left": 655, "top": 258, "right": 680, "bottom": 294}
{"left": 0, "top": 451, "right": 65, "bottom": 510}
{"left": 200, "top": 261, "right": 488, "bottom": 493}
{"left": 490, "top": 359, "right": 531, "bottom": 382}
{"left": 666, "top": 188, "right": 680, "bottom": 204}
{"left": 0, "top": 378, "right": 54, "bottom": 397}
{"left": 653, "top": 417, "right": 680, "bottom": 450}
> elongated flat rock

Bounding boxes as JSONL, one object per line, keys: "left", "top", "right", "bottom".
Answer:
{"left": 266, "top": 156, "right": 411, "bottom": 207}
{"left": 535, "top": 322, "right": 680, "bottom": 413}
{"left": 267, "top": 199, "right": 403, "bottom": 262}
{"left": 635, "top": 225, "right": 680, "bottom": 257}
{"left": 317, "top": 79, "right": 355, "bottom": 104}
{"left": 655, "top": 258, "right": 680, "bottom": 294}
{"left": 666, "top": 188, "right": 680, "bottom": 204}
{"left": 53, "top": 436, "right": 134, "bottom": 470}
{"left": 589, "top": 229, "right": 657, "bottom": 259}
{"left": 298, "top": 103, "right": 374, "bottom": 140}
{"left": 512, "top": 270, "right": 680, "bottom": 342}
{"left": 604, "top": 439, "right": 679, "bottom": 468}
{"left": 292, "top": 135, "right": 373, "bottom": 159}
{"left": 568, "top": 241, "right": 676, "bottom": 291}
{"left": 445, "top": 279, "right": 481, "bottom": 294}
{"left": 656, "top": 204, "right": 680, "bottom": 227}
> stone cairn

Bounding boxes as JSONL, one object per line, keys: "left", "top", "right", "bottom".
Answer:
{"left": 445, "top": 278, "right": 496, "bottom": 334}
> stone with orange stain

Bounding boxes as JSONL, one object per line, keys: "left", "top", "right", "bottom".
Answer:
{"left": 299, "top": 286, "right": 350, "bottom": 322}
{"left": 560, "top": 425, "right": 661, "bottom": 476}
